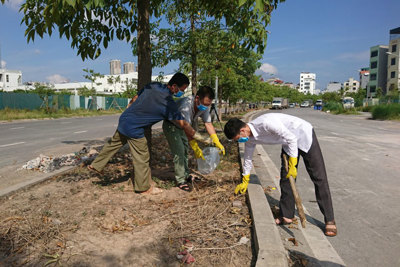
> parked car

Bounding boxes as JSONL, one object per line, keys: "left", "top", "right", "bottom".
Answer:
{"left": 289, "top": 103, "right": 295, "bottom": 108}
{"left": 300, "top": 101, "right": 311, "bottom": 108}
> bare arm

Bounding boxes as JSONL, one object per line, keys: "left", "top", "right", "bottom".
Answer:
{"left": 172, "top": 120, "right": 195, "bottom": 140}
{"left": 204, "top": 122, "right": 216, "bottom": 136}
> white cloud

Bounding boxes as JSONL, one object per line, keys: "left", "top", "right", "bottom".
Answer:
{"left": 46, "top": 74, "right": 70, "bottom": 84}
{"left": 258, "top": 63, "right": 278, "bottom": 75}
{"left": 0, "top": 60, "right": 6, "bottom": 68}
{"left": 4, "top": 0, "right": 24, "bottom": 10}
{"left": 337, "top": 50, "right": 370, "bottom": 62}
{"left": 34, "top": 49, "right": 41, "bottom": 55}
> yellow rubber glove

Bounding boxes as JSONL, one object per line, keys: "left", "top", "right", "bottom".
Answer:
{"left": 286, "top": 157, "right": 298, "bottom": 179}
{"left": 235, "top": 174, "right": 250, "bottom": 195}
{"left": 210, "top": 134, "right": 225, "bottom": 155}
{"left": 189, "top": 140, "right": 205, "bottom": 160}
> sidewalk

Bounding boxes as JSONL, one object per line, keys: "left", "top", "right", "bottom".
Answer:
{"left": 240, "top": 110, "right": 346, "bottom": 266}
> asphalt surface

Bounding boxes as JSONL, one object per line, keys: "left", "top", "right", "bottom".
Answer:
{"left": 251, "top": 108, "right": 400, "bottom": 267}
{"left": 0, "top": 115, "right": 120, "bottom": 168}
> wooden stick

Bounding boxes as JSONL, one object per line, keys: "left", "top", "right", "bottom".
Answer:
{"left": 283, "top": 154, "right": 306, "bottom": 228}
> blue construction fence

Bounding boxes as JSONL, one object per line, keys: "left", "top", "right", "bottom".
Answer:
{"left": 0, "top": 92, "right": 129, "bottom": 110}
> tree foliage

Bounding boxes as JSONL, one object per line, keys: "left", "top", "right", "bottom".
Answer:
{"left": 149, "top": 0, "right": 285, "bottom": 93}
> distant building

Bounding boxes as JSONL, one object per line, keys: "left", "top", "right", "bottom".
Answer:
{"left": 299, "top": 72, "right": 316, "bottom": 95}
{"left": 359, "top": 67, "right": 369, "bottom": 89}
{"left": 325, "top": 82, "right": 341, "bottom": 93}
{"left": 0, "top": 68, "right": 23, "bottom": 91}
{"left": 123, "top": 62, "right": 135, "bottom": 74}
{"left": 367, "top": 45, "right": 388, "bottom": 97}
{"left": 109, "top": 59, "right": 121, "bottom": 75}
{"left": 343, "top": 77, "right": 360, "bottom": 94}
{"left": 387, "top": 27, "right": 400, "bottom": 93}
{"left": 53, "top": 68, "right": 186, "bottom": 95}
{"left": 284, "top": 82, "right": 296, "bottom": 89}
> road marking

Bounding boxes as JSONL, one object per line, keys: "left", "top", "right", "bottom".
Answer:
{"left": 256, "top": 145, "right": 346, "bottom": 266}
{"left": 60, "top": 121, "right": 72, "bottom": 124}
{"left": 0, "top": 142, "right": 26, "bottom": 148}
{"left": 96, "top": 118, "right": 103, "bottom": 121}
{"left": 10, "top": 127, "right": 24, "bottom": 130}
{"left": 73, "top": 130, "right": 87, "bottom": 134}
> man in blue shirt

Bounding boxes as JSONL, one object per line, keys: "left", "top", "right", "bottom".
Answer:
{"left": 88, "top": 73, "right": 199, "bottom": 195}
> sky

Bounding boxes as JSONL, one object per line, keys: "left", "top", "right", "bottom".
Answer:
{"left": 0, "top": 0, "right": 399, "bottom": 90}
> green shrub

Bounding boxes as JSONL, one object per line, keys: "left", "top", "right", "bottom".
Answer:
{"left": 372, "top": 104, "right": 400, "bottom": 120}
{"left": 362, "top": 105, "right": 373, "bottom": 112}
{"left": 322, "top": 102, "right": 343, "bottom": 113}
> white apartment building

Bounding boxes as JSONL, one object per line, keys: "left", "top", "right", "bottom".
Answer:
{"left": 110, "top": 59, "right": 121, "bottom": 75}
{"left": 343, "top": 77, "right": 360, "bottom": 94}
{"left": 299, "top": 72, "right": 316, "bottom": 95}
{"left": 123, "top": 62, "right": 135, "bottom": 74}
{"left": 0, "top": 68, "right": 23, "bottom": 91}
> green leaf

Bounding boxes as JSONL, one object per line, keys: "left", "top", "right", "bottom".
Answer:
{"left": 239, "top": 0, "right": 247, "bottom": 7}
{"left": 65, "top": 0, "right": 76, "bottom": 8}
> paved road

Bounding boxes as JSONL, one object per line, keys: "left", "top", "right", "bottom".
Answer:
{"left": 252, "top": 108, "right": 400, "bottom": 267}
{"left": 0, "top": 115, "right": 164, "bottom": 168}
{"left": 0, "top": 115, "right": 122, "bottom": 168}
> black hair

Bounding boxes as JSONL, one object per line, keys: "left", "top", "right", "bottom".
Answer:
{"left": 196, "top": 85, "right": 215, "bottom": 100}
{"left": 224, "top": 118, "right": 246, "bottom": 140}
{"left": 168, "top": 72, "right": 190, "bottom": 87}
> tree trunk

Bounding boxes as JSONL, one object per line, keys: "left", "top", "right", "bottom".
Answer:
{"left": 137, "top": 0, "right": 152, "bottom": 90}
{"left": 190, "top": 15, "right": 197, "bottom": 95}
{"left": 137, "top": 0, "right": 153, "bottom": 158}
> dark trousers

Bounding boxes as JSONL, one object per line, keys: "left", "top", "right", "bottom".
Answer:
{"left": 279, "top": 130, "right": 335, "bottom": 223}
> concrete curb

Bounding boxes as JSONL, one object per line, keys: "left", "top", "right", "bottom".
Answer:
{"left": 0, "top": 166, "right": 76, "bottom": 198}
{"left": 237, "top": 110, "right": 289, "bottom": 266}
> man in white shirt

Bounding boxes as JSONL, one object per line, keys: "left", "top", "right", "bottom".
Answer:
{"left": 163, "top": 86, "right": 225, "bottom": 192}
{"left": 224, "top": 114, "right": 337, "bottom": 237}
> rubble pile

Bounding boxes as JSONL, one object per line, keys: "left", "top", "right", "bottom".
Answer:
{"left": 21, "top": 147, "right": 99, "bottom": 173}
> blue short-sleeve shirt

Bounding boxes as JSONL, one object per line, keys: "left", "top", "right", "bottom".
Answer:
{"left": 117, "top": 82, "right": 184, "bottom": 138}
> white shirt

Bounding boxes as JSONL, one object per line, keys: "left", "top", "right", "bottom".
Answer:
{"left": 243, "top": 113, "right": 313, "bottom": 175}
{"left": 175, "top": 96, "right": 212, "bottom": 126}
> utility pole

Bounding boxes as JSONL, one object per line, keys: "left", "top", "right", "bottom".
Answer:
{"left": 215, "top": 76, "right": 221, "bottom": 119}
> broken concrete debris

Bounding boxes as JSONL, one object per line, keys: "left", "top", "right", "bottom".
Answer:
{"left": 21, "top": 146, "right": 99, "bottom": 173}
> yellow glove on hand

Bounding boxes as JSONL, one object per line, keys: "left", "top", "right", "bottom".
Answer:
{"left": 210, "top": 134, "right": 225, "bottom": 155}
{"left": 235, "top": 174, "right": 250, "bottom": 195}
{"left": 189, "top": 140, "right": 205, "bottom": 160}
{"left": 286, "top": 156, "right": 298, "bottom": 179}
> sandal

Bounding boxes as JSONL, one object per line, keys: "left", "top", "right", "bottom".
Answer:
{"left": 178, "top": 182, "right": 192, "bottom": 192}
{"left": 325, "top": 221, "right": 337, "bottom": 237}
{"left": 275, "top": 217, "right": 293, "bottom": 225}
{"left": 186, "top": 175, "right": 201, "bottom": 183}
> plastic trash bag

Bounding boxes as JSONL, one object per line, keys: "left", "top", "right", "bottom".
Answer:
{"left": 197, "top": 147, "right": 220, "bottom": 174}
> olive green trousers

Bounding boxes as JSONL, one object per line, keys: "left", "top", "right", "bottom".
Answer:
{"left": 162, "top": 120, "right": 189, "bottom": 184}
{"left": 91, "top": 130, "right": 151, "bottom": 192}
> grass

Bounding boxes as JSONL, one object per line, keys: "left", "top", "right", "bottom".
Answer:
{"left": 322, "top": 102, "right": 360, "bottom": 115}
{"left": 0, "top": 107, "right": 122, "bottom": 121}
{"left": 371, "top": 103, "right": 400, "bottom": 120}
